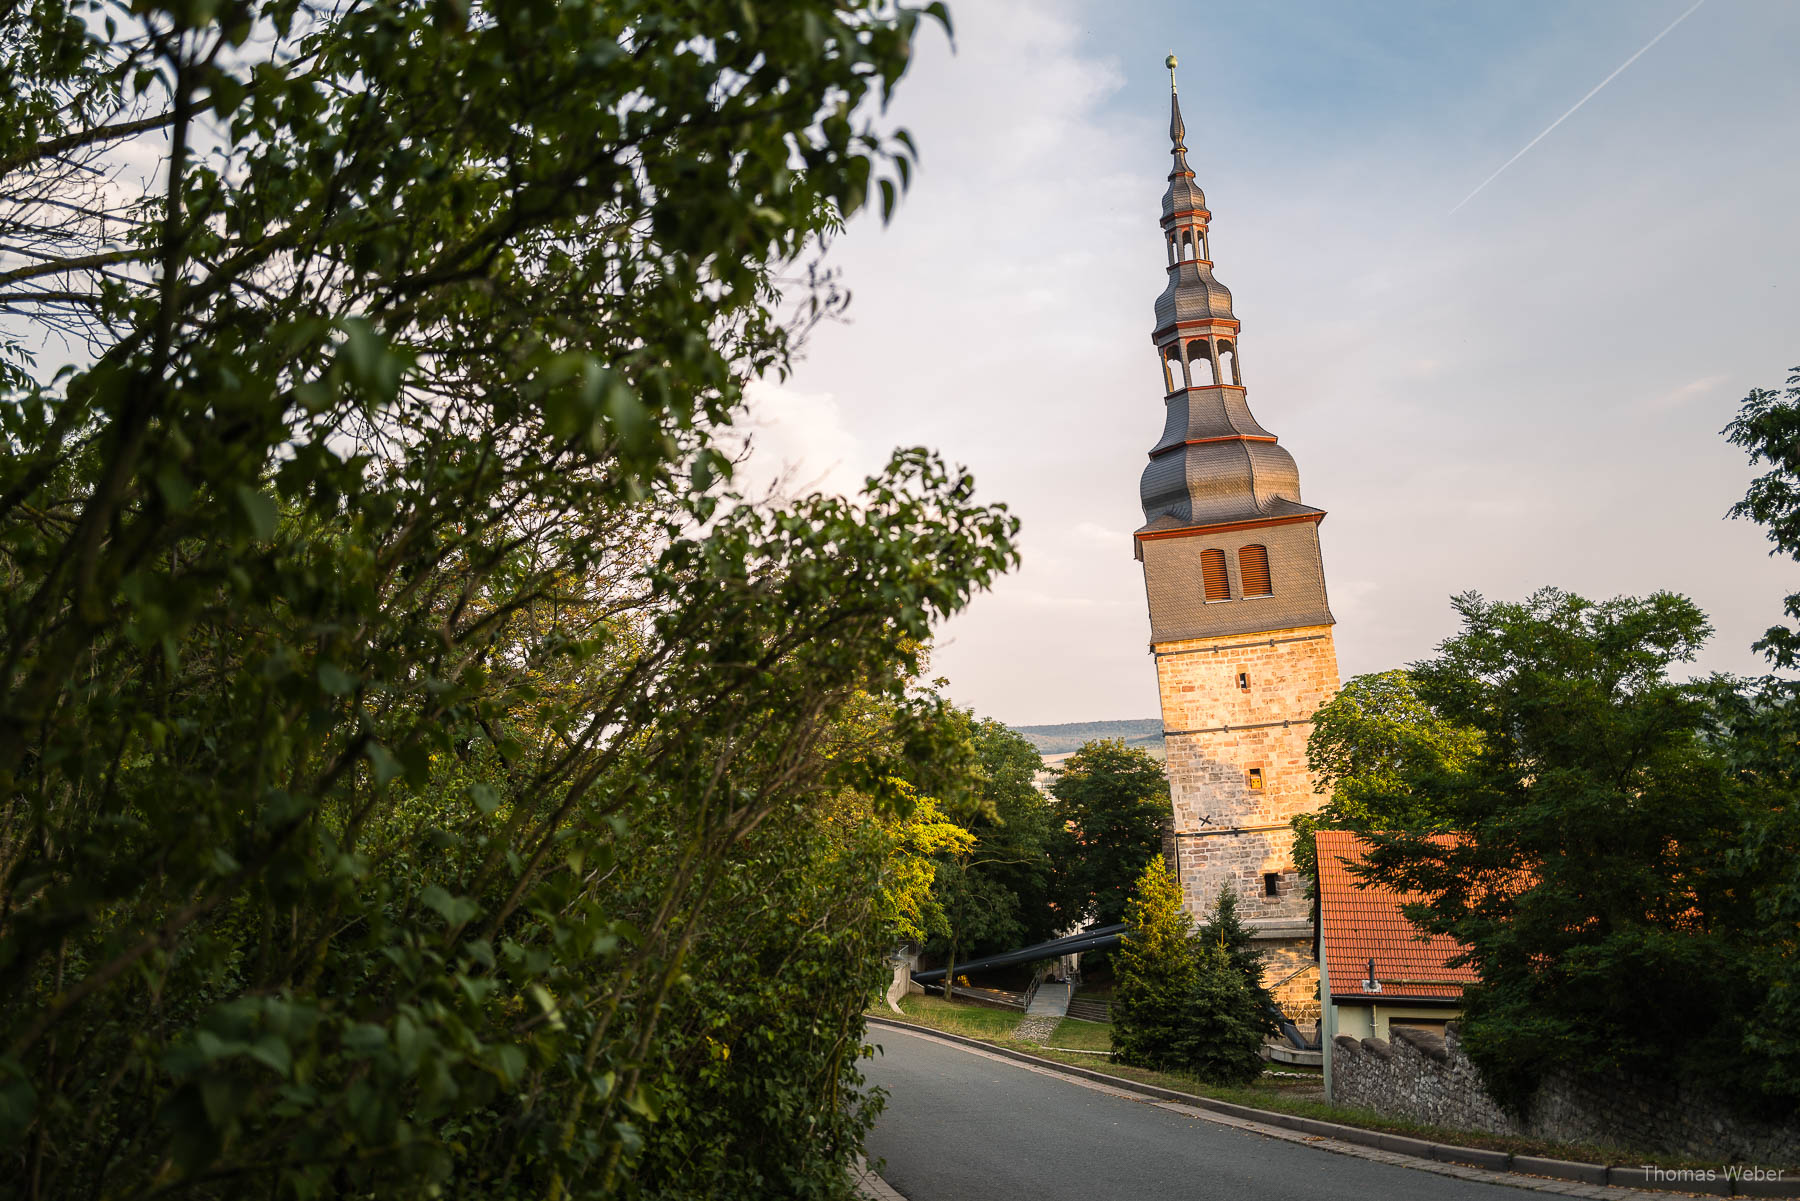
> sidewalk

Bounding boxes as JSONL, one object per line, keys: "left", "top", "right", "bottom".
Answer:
{"left": 1012, "top": 979, "right": 1071, "bottom": 1042}
{"left": 849, "top": 1155, "right": 907, "bottom": 1201}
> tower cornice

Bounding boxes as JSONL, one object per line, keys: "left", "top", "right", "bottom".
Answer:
{"left": 1134, "top": 511, "right": 1324, "bottom": 544}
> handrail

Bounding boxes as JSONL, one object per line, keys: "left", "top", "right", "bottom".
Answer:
{"left": 911, "top": 923, "right": 1127, "bottom": 984}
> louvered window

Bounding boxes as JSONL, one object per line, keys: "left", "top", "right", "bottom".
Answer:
{"left": 1238, "top": 544, "right": 1272, "bottom": 597}
{"left": 1200, "top": 548, "right": 1230, "bottom": 601}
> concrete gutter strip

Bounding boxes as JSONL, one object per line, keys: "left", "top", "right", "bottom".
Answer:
{"left": 848, "top": 1154, "right": 906, "bottom": 1201}
{"left": 864, "top": 1017, "right": 1800, "bottom": 1200}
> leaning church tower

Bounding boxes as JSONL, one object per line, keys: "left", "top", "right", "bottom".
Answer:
{"left": 1136, "top": 58, "right": 1340, "bottom": 1013}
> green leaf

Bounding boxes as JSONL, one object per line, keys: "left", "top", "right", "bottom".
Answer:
{"left": 155, "top": 465, "right": 194, "bottom": 510}
{"left": 317, "top": 663, "right": 357, "bottom": 696}
{"left": 247, "top": 1034, "right": 292, "bottom": 1077}
{"left": 419, "top": 885, "right": 479, "bottom": 926}
{"left": 366, "top": 743, "right": 403, "bottom": 786}
{"left": 235, "top": 485, "right": 277, "bottom": 540}
{"left": 0, "top": 1062, "right": 36, "bottom": 1143}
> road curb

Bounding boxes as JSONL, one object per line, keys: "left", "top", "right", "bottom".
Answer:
{"left": 865, "top": 1016, "right": 1798, "bottom": 1199}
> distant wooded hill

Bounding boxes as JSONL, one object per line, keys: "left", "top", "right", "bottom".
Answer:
{"left": 1008, "top": 718, "right": 1164, "bottom": 756}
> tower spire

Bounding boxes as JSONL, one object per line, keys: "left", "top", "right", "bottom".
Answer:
{"left": 1167, "top": 53, "right": 1191, "bottom": 184}
{"left": 1137, "top": 54, "right": 1323, "bottom": 536}
{"left": 1129, "top": 61, "right": 1341, "bottom": 974}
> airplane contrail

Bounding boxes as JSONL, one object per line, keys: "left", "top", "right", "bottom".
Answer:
{"left": 1450, "top": 0, "right": 1707, "bottom": 215}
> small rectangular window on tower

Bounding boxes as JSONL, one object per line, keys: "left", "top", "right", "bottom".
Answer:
{"left": 1238, "top": 544, "right": 1272, "bottom": 597}
{"left": 1246, "top": 768, "right": 1264, "bottom": 790}
{"left": 1199, "top": 548, "right": 1231, "bottom": 602}
{"left": 1236, "top": 671, "right": 1250, "bottom": 690}
{"left": 1263, "top": 872, "right": 1280, "bottom": 898}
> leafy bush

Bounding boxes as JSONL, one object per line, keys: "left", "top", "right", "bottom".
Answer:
{"left": 0, "top": 2, "right": 1017, "bottom": 1198}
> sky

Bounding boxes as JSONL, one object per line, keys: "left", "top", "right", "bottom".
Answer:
{"left": 739, "top": 0, "right": 1800, "bottom": 726}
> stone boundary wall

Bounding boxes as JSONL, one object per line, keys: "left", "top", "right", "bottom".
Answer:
{"left": 1333, "top": 1024, "right": 1800, "bottom": 1165}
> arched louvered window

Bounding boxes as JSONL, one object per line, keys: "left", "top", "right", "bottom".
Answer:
{"left": 1238, "top": 544, "right": 1272, "bottom": 597}
{"left": 1200, "top": 548, "right": 1231, "bottom": 602}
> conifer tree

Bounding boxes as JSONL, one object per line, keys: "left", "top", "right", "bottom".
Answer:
{"left": 1110, "top": 861, "right": 1198, "bottom": 1070}
{"left": 1198, "top": 886, "right": 1278, "bottom": 1035}
{"left": 1181, "top": 942, "right": 1269, "bottom": 1087}
{"left": 1111, "top": 865, "right": 1268, "bottom": 1084}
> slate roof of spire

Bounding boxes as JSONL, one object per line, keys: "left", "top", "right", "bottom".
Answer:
{"left": 1163, "top": 86, "right": 1209, "bottom": 221}
{"left": 1137, "top": 62, "right": 1323, "bottom": 536}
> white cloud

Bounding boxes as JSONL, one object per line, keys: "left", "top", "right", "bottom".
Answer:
{"left": 1636, "top": 373, "right": 1731, "bottom": 413}
{"left": 728, "top": 379, "right": 870, "bottom": 502}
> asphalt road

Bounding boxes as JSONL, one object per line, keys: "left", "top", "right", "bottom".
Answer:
{"left": 863, "top": 1024, "right": 1543, "bottom": 1201}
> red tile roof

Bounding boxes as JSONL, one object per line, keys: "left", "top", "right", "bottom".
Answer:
{"left": 1316, "top": 829, "right": 1478, "bottom": 1003}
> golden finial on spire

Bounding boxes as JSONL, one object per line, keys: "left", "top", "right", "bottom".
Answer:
{"left": 1166, "top": 53, "right": 1178, "bottom": 92}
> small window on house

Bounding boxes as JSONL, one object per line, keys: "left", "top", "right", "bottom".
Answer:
{"left": 1263, "top": 872, "right": 1280, "bottom": 897}
{"left": 1238, "top": 544, "right": 1272, "bottom": 597}
{"left": 1247, "top": 768, "right": 1264, "bottom": 790}
{"left": 1237, "top": 671, "right": 1250, "bottom": 690}
{"left": 1199, "top": 548, "right": 1230, "bottom": 602}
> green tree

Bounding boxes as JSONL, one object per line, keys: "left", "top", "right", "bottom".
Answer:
{"left": 1110, "top": 861, "right": 1199, "bottom": 1070}
{"left": 1720, "top": 365, "right": 1800, "bottom": 1101}
{"left": 1197, "top": 886, "right": 1276, "bottom": 1035}
{"left": 1111, "top": 864, "right": 1265, "bottom": 1085}
{"left": 1051, "top": 739, "right": 1171, "bottom": 927}
{"left": 921, "top": 716, "right": 1065, "bottom": 987}
{"left": 1180, "top": 942, "right": 1270, "bottom": 1087}
{"left": 1359, "top": 589, "right": 1766, "bottom": 1111}
{"left": 0, "top": 2, "right": 1017, "bottom": 1198}
{"left": 951, "top": 718, "right": 1063, "bottom": 945}
{"left": 1289, "top": 670, "right": 1478, "bottom": 888}
{"left": 1724, "top": 364, "right": 1800, "bottom": 669}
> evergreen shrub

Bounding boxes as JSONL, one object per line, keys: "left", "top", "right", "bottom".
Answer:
{"left": 1111, "top": 865, "right": 1266, "bottom": 1085}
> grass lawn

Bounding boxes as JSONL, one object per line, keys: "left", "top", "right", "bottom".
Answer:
{"left": 1045, "top": 1017, "right": 1112, "bottom": 1053}
{"left": 871, "top": 998, "right": 1722, "bottom": 1172}
{"left": 885, "top": 994, "right": 1024, "bottom": 1041}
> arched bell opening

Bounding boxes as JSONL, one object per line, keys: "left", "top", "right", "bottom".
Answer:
{"left": 1184, "top": 338, "right": 1218, "bottom": 388}
{"left": 1216, "top": 338, "right": 1242, "bottom": 386}
{"left": 1162, "top": 346, "right": 1187, "bottom": 394}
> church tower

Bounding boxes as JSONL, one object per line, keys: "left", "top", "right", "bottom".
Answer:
{"left": 1136, "top": 57, "right": 1340, "bottom": 1013}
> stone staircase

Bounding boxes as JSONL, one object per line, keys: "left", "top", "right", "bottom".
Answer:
{"left": 1064, "top": 992, "right": 1111, "bottom": 1023}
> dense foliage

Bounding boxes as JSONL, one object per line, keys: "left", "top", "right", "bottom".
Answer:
{"left": 1110, "top": 863, "right": 1264, "bottom": 1085}
{"left": 0, "top": 2, "right": 1024, "bottom": 1198}
{"left": 1357, "top": 589, "right": 1790, "bottom": 1113}
{"left": 922, "top": 717, "right": 1062, "bottom": 982}
{"left": 1050, "top": 740, "right": 1170, "bottom": 928}
{"left": 1725, "top": 365, "right": 1800, "bottom": 670}
{"left": 1719, "top": 364, "right": 1800, "bottom": 1102}
{"left": 1288, "top": 670, "right": 1477, "bottom": 888}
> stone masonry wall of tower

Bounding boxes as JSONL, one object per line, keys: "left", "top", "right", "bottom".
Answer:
{"left": 1157, "top": 625, "right": 1339, "bottom": 926}
{"left": 1133, "top": 59, "right": 1340, "bottom": 995}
